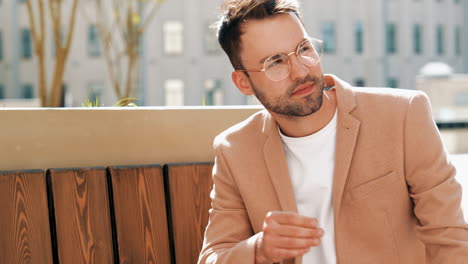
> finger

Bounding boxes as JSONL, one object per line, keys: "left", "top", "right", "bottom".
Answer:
{"left": 264, "top": 220, "right": 323, "bottom": 238}
{"left": 274, "top": 225, "right": 324, "bottom": 238}
{"left": 264, "top": 246, "right": 311, "bottom": 262}
{"left": 265, "top": 235, "right": 321, "bottom": 249}
{"left": 266, "top": 211, "right": 318, "bottom": 228}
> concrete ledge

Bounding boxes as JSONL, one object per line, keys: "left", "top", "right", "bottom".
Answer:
{"left": 0, "top": 106, "right": 263, "bottom": 170}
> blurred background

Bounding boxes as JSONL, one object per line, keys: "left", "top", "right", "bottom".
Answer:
{"left": 0, "top": 0, "right": 465, "bottom": 107}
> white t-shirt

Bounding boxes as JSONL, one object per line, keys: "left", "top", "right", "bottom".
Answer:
{"left": 279, "top": 111, "right": 338, "bottom": 264}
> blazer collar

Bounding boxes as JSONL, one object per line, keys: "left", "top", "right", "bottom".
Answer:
{"left": 329, "top": 75, "right": 361, "bottom": 221}
{"left": 259, "top": 75, "right": 360, "bottom": 218}
{"left": 329, "top": 74, "right": 357, "bottom": 114}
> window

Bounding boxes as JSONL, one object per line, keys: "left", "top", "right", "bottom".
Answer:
{"left": 204, "top": 79, "right": 223, "bottom": 105}
{"left": 165, "top": 79, "right": 184, "bottom": 106}
{"left": 386, "top": 78, "right": 398, "bottom": 88}
{"left": 61, "top": 84, "right": 67, "bottom": 107}
{"left": 0, "top": 84, "right": 4, "bottom": 99}
{"left": 455, "top": 26, "right": 461, "bottom": 56}
{"left": 454, "top": 92, "right": 468, "bottom": 106}
{"left": 22, "top": 84, "right": 34, "bottom": 99}
{"left": 87, "top": 81, "right": 104, "bottom": 103}
{"left": 386, "top": 23, "right": 397, "bottom": 54}
{"left": 21, "top": 28, "right": 32, "bottom": 59}
{"left": 354, "top": 78, "right": 365, "bottom": 87}
{"left": 321, "top": 22, "right": 336, "bottom": 54}
{"left": 204, "top": 22, "right": 221, "bottom": 55}
{"left": 164, "top": 21, "right": 183, "bottom": 55}
{"left": 355, "top": 23, "right": 363, "bottom": 54}
{"left": 436, "top": 24, "right": 444, "bottom": 55}
{"left": 0, "top": 31, "right": 3, "bottom": 61}
{"left": 88, "top": 24, "right": 101, "bottom": 57}
{"left": 413, "top": 24, "right": 422, "bottom": 55}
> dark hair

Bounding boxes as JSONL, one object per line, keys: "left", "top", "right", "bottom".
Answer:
{"left": 216, "top": 0, "right": 303, "bottom": 70}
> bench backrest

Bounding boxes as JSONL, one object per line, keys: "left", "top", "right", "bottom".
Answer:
{"left": 0, "top": 163, "right": 213, "bottom": 264}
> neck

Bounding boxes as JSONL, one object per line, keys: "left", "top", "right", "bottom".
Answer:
{"left": 273, "top": 90, "right": 337, "bottom": 137}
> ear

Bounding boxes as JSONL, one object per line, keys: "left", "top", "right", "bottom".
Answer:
{"left": 232, "top": 71, "right": 255, "bottom": 96}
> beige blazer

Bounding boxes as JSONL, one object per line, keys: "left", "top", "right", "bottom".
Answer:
{"left": 198, "top": 75, "right": 468, "bottom": 264}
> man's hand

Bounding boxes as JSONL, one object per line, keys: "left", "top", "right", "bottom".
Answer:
{"left": 255, "top": 211, "right": 323, "bottom": 264}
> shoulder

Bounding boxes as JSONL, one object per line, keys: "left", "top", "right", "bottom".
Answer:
{"left": 352, "top": 87, "right": 428, "bottom": 110}
{"left": 343, "top": 87, "right": 431, "bottom": 125}
{"left": 353, "top": 87, "right": 425, "bottom": 102}
{"left": 213, "top": 110, "right": 269, "bottom": 150}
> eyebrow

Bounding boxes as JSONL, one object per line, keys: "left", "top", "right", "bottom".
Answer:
{"left": 258, "top": 37, "right": 308, "bottom": 64}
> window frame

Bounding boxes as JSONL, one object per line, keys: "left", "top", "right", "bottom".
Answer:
{"left": 321, "top": 22, "right": 336, "bottom": 54}
{"left": 21, "top": 28, "right": 32, "bottom": 59}
{"left": 386, "top": 23, "right": 397, "bottom": 54}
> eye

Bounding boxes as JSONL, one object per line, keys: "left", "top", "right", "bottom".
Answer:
{"left": 269, "top": 58, "right": 284, "bottom": 67}
{"left": 299, "top": 43, "right": 313, "bottom": 53}
{"left": 265, "top": 54, "right": 286, "bottom": 69}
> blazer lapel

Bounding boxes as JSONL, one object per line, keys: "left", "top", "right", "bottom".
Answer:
{"left": 262, "top": 113, "right": 298, "bottom": 213}
{"left": 333, "top": 112, "right": 360, "bottom": 218}
{"left": 331, "top": 76, "right": 360, "bottom": 221}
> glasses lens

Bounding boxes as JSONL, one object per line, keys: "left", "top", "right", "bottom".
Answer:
{"left": 264, "top": 54, "right": 290, "bottom": 81}
{"left": 298, "top": 39, "right": 321, "bottom": 66}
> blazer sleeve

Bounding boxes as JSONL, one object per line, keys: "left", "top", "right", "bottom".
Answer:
{"left": 198, "top": 142, "right": 259, "bottom": 264}
{"left": 403, "top": 91, "right": 468, "bottom": 262}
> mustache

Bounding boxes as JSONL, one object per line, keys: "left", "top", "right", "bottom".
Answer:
{"left": 287, "top": 75, "right": 323, "bottom": 95}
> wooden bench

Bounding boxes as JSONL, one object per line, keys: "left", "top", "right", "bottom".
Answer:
{"left": 0, "top": 163, "right": 213, "bottom": 264}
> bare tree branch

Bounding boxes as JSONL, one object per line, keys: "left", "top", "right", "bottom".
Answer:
{"left": 87, "top": 0, "right": 165, "bottom": 103}
{"left": 138, "top": 2, "right": 163, "bottom": 35}
{"left": 64, "top": 0, "right": 79, "bottom": 56}
{"left": 26, "top": 0, "right": 48, "bottom": 106}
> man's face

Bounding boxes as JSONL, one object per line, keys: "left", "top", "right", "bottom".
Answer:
{"left": 238, "top": 13, "right": 325, "bottom": 117}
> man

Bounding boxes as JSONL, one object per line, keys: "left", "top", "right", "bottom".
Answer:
{"left": 198, "top": 0, "right": 468, "bottom": 263}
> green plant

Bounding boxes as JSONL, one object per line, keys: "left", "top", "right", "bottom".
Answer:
{"left": 81, "top": 97, "right": 101, "bottom": 107}
{"left": 81, "top": 97, "right": 138, "bottom": 107}
{"left": 113, "top": 97, "right": 138, "bottom": 107}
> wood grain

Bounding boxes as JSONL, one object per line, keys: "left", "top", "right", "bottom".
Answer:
{"left": 49, "top": 168, "right": 113, "bottom": 264}
{"left": 109, "top": 165, "right": 171, "bottom": 264}
{"left": 167, "top": 163, "right": 214, "bottom": 264}
{"left": 0, "top": 170, "right": 53, "bottom": 264}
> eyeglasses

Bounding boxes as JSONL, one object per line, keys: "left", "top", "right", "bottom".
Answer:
{"left": 237, "top": 37, "right": 323, "bottom": 82}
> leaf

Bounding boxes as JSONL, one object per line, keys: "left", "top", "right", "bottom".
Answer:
{"left": 81, "top": 97, "right": 101, "bottom": 107}
{"left": 114, "top": 97, "right": 138, "bottom": 107}
{"left": 132, "top": 13, "right": 141, "bottom": 24}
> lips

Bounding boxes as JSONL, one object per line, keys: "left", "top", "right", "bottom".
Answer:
{"left": 292, "top": 82, "right": 315, "bottom": 96}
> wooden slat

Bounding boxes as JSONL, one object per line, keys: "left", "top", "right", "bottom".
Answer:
{"left": 166, "top": 163, "right": 214, "bottom": 264}
{"left": 49, "top": 168, "right": 113, "bottom": 264}
{"left": 109, "top": 165, "right": 171, "bottom": 264}
{"left": 0, "top": 170, "right": 53, "bottom": 264}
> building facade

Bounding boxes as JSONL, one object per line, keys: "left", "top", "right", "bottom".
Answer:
{"left": 0, "top": 0, "right": 465, "bottom": 106}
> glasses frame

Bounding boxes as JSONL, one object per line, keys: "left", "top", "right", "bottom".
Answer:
{"left": 237, "top": 37, "right": 324, "bottom": 82}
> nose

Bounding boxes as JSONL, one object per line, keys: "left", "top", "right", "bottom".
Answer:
{"left": 287, "top": 52, "right": 309, "bottom": 81}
